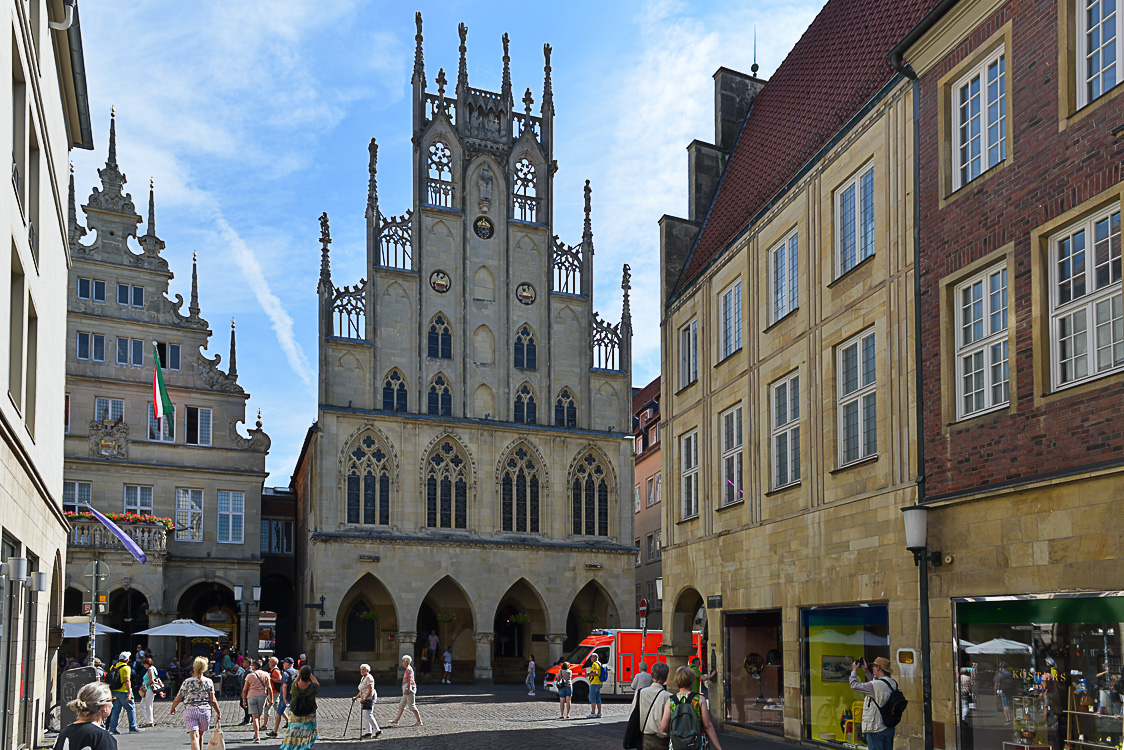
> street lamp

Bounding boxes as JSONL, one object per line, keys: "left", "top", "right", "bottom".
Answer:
{"left": 901, "top": 504, "right": 941, "bottom": 750}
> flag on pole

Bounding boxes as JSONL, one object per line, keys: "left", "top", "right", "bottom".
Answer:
{"left": 86, "top": 505, "right": 147, "bottom": 563}
{"left": 152, "top": 342, "right": 174, "bottom": 420}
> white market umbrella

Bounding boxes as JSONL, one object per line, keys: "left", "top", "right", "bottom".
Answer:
{"left": 964, "top": 638, "right": 1032, "bottom": 655}
{"left": 134, "top": 619, "right": 225, "bottom": 638}
{"left": 62, "top": 622, "right": 122, "bottom": 638}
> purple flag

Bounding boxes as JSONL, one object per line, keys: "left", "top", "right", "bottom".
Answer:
{"left": 86, "top": 505, "right": 147, "bottom": 564}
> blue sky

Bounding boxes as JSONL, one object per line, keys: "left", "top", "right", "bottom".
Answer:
{"left": 71, "top": 0, "right": 826, "bottom": 483}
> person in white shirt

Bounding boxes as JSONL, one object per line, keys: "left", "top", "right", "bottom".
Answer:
{"left": 351, "top": 664, "right": 380, "bottom": 739}
{"left": 632, "top": 662, "right": 671, "bottom": 750}
{"left": 525, "top": 655, "right": 536, "bottom": 695}
{"left": 631, "top": 662, "right": 654, "bottom": 692}
{"left": 850, "top": 657, "right": 899, "bottom": 750}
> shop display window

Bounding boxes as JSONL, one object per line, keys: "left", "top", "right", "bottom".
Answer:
{"left": 955, "top": 594, "right": 1124, "bottom": 750}
{"left": 726, "top": 611, "right": 784, "bottom": 733}
{"left": 801, "top": 604, "right": 890, "bottom": 746}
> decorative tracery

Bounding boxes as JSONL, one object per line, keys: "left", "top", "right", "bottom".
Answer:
{"left": 513, "top": 325, "right": 537, "bottom": 370}
{"left": 332, "top": 281, "right": 366, "bottom": 339}
{"left": 378, "top": 210, "right": 413, "bottom": 270}
{"left": 428, "top": 315, "right": 452, "bottom": 359}
{"left": 427, "top": 140, "right": 455, "bottom": 208}
{"left": 570, "top": 450, "right": 611, "bottom": 537}
{"left": 555, "top": 388, "right": 577, "bottom": 428}
{"left": 592, "top": 312, "right": 622, "bottom": 370}
{"left": 428, "top": 375, "right": 452, "bottom": 417}
{"left": 513, "top": 383, "right": 537, "bottom": 425}
{"left": 500, "top": 445, "right": 540, "bottom": 533}
{"left": 425, "top": 439, "right": 469, "bottom": 529}
{"left": 513, "top": 158, "right": 538, "bottom": 222}
{"left": 344, "top": 432, "right": 392, "bottom": 526}
{"left": 552, "top": 236, "right": 583, "bottom": 294}
{"left": 382, "top": 370, "right": 407, "bottom": 412}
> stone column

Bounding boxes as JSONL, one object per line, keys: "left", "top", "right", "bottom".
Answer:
{"left": 397, "top": 631, "right": 418, "bottom": 679}
{"left": 144, "top": 609, "right": 173, "bottom": 668}
{"left": 547, "top": 633, "right": 567, "bottom": 666}
{"left": 473, "top": 632, "right": 494, "bottom": 685}
{"left": 245, "top": 609, "right": 261, "bottom": 659}
{"left": 308, "top": 630, "right": 336, "bottom": 685}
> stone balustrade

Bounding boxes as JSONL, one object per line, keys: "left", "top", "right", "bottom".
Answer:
{"left": 68, "top": 521, "right": 167, "bottom": 552}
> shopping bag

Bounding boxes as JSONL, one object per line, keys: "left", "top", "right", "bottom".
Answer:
{"left": 207, "top": 721, "right": 225, "bottom": 750}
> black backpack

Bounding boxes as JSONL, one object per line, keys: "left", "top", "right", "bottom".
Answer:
{"left": 289, "top": 686, "right": 315, "bottom": 716}
{"left": 876, "top": 678, "right": 908, "bottom": 728}
{"left": 669, "top": 693, "right": 703, "bottom": 750}
{"left": 106, "top": 663, "right": 125, "bottom": 691}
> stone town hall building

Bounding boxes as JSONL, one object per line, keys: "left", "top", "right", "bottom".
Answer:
{"left": 292, "top": 15, "right": 635, "bottom": 684}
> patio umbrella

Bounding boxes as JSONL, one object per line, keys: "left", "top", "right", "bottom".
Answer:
{"left": 62, "top": 622, "right": 122, "bottom": 638}
{"left": 964, "top": 638, "right": 1032, "bottom": 655}
{"left": 135, "top": 619, "right": 225, "bottom": 638}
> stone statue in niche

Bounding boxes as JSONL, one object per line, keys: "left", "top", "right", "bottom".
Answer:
{"left": 478, "top": 166, "right": 494, "bottom": 215}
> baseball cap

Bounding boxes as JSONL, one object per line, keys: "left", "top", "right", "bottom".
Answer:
{"left": 118, "top": 651, "right": 131, "bottom": 661}
{"left": 282, "top": 656, "right": 294, "bottom": 664}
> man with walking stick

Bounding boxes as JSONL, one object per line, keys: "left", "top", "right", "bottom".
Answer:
{"left": 351, "top": 663, "right": 381, "bottom": 739}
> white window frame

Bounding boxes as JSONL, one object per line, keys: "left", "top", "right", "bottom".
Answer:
{"left": 719, "top": 281, "right": 742, "bottom": 359}
{"left": 77, "top": 277, "right": 91, "bottom": 300}
{"left": 175, "top": 488, "right": 203, "bottom": 542}
{"left": 634, "top": 539, "right": 642, "bottom": 567}
{"left": 155, "top": 341, "right": 181, "bottom": 371}
{"left": 186, "top": 406, "right": 213, "bottom": 447}
{"left": 63, "top": 480, "right": 92, "bottom": 512}
{"left": 94, "top": 397, "right": 124, "bottom": 422}
{"left": 771, "top": 230, "right": 799, "bottom": 322}
{"left": 634, "top": 484, "right": 641, "bottom": 514}
{"left": 148, "top": 402, "right": 174, "bottom": 442}
{"left": 260, "top": 519, "right": 294, "bottom": 554}
{"left": 76, "top": 331, "right": 89, "bottom": 360}
{"left": 837, "top": 329, "right": 878, "bottom": 466}
{"left": 771, "top": 371, "right": 801, "bottom": 489}
{"left": 955, "top": 264, "right": 1010, "bottom": 419}
{"left": 1049, "top": 207, "right": 1123, "bottom": 389}
{"left": 217, "top": 490, "right": 245, "bottom": 544}
{"left": 123, "top": 484, "right": 153, "bottom": 516}
{"left": 1077, "top": 0, "right": 1123, "bottom": 109}
{"left": 834, "top": 163, "right": 876, "bottom": 276}
{"left": 116, "top": 337, "right": 144, "bottom": 367}
{"left": 952, "top": 48, "right": 1008, "bottom": 191}
{"left": 679, "top": 319, "right": 698, "bottom": 387}
{"left": 719, "top": 405, "right": 743, "bottom": 507}
{"left": 681, "top": 430, "right": 699, "bottom": 519}
{"left": 646, "top": 475, "right": 657, "bottom": 507}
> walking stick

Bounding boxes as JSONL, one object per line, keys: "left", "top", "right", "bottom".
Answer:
{"left": 342, "top": 698, "right": 355, "bottom": 739}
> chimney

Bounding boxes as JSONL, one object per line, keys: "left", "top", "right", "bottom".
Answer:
{"left": 687, "top": 140, "right": 725, "bottom": 224}
{"left": 713, "top": 66, "right": 764, "bottom": 151}
{"left": 659, "top": 215, "right": 701, "bottom": 310}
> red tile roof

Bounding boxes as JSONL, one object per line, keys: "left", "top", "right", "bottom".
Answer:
{"left": 673, "top": 0, "right": 939, "bottom": 296}
{"left": 632, "top": 375, "right": 660, "bottom": 414}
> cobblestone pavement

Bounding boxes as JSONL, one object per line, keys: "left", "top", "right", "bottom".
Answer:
{"left": 86, "top": 684, "right": 792, "bottom": 750}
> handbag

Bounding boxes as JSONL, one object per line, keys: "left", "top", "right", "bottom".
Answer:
{"left": 207, "top": 719, "right": 225, "bottom": 750}
{"left": 624, "top": 688, "right": 665, "bottom": 749}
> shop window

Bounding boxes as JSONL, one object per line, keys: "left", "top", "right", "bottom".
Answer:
{"left": 726, "top": 610, "right": 784, "bottom": 733}
{"left": 955, "top": 594, "right": 1124, "bottom": 750}
{"left": 802, "top": 604, "right": 890, "bottom": 745}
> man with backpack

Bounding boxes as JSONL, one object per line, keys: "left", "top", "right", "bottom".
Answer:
{"left": 850, "top": 657, "right": 907, "bottom": 750}
{"left": 106, "top": 651, "right": 144, "bottom": 735}
{"left": 658, "top": 665, "right": 723, "bottom": 750}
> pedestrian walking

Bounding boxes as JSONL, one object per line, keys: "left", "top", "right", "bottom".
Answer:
{"left": 352, "top": 663, "right": 381, "bottom": 739}
{"left": 267, "top": 656, "right": 290, "bottom": 737}
{"left": 849, "top": 657, "right": 899, "bottom": 750}
{"left": 632, "top": 661, "right": 654, "bottom": 692}
{"left": 632, "top": 662, "right": 671, "bottom": 750}
{"left": 659, "top": 665, "right": 723, "bottom": 750}
{"left": 281, "top": 665, "right": 320, "bottom": 750}
{"left": 587, "top": 652, "right": 604, "bottom": 718}
{"left": 242, "top": 659, "right": 273, "bottom": 743}
{"left": 526, "top": 654, "right": 537, "bottom": 695}
{"left": 389, "top": 655, "right": 423, "bottom": 726}
{"left": 442, "top": 648, "right": 453, "bottom": 683}
{"left": 53, "top": 681, "right": 118, "bottom": 750}
{"left": 556, "top": 662, "right": 573, "bottom": 719}
{"left": 170, "top": 657, "right": 221, "bottom": 750}
{"left": 106, "top": 651, "right": 143, "bottom": 735}
{"left": 137, "top": 657, "right": 160, "bottom": 728}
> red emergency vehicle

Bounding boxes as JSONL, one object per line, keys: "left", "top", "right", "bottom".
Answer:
{"left": 544, "top": 629, "right": 701, "bottom": 699}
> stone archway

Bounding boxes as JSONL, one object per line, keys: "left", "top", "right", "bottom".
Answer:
{"left": 492, "top": 578, "right": 549, "bottom": 683}
{"left": 106, "top": 588, "right": 149, "bottom": 659}
{"left": 259, "top": 574, "right": 295, "bottom": 658}
{"left": 177, "top": 581, "right": 238, "bottom": 658}
{"left": 667, "top": 587, "right": 705, "bottom": 673}
{"left": 336, "top": 574, "right": 398, "bottom": 684}
{"left": 565, "top": 580, "right": 621, "bottom": 651}
{"left": 416, "top": 576, "right": 475, "bottom": 683}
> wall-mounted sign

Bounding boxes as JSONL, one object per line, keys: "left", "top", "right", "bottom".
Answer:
{"left": 430, "top": 270, "right": 451, "bottom": 293}
{"left": 706, "top": 595, "right": 723, "bottom": 609}
{"left": 516, "top": 283, "right": 536, "bottom": 305}
{"left": 473, "top": 215, "right": 495, "bottom": 240}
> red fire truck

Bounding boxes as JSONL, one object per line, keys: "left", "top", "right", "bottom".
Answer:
{"left": 543, "top": 629, "right": 701, "bottom": 700}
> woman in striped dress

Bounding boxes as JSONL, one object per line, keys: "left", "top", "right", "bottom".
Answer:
{"left": 170, "top": 657, "right": 222, "bottom": 750}
{"left": 281, "top": 665, "right": 319, "bottom": 750}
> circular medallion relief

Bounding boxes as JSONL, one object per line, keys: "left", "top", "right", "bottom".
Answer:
{"left": 516, "top": 283, "right": 536, "bottom": 306}
{"left": 429, "top": 270, "right": 452, "bottom": 293}
{"left": 473, "top": 215, "right": 495, "bottom": 240}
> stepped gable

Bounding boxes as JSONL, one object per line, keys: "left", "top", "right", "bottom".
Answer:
{"left": 673, "top": 0, "right": 939, "bottom": 296}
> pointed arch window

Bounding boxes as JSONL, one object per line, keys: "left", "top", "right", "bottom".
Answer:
{"left": 427, "top": 140, "right": 455, "bottom": 208}
{"left": 500, "top": 446, "right": 541, "bottom": 533}
{"left": 344, "top": 433, "right": 392, "bottom": 526}
{"left": 425, "top": 439, "right": 468, "bottom": 529}
{"left": 513, "top": 158, "right": 538, "bottom": 222}
{"left": 428, "top": 315, "right": 452, "bottom": 359}
{"left": 513, "top": 325, "right": 537, "bottom": 370}
{"left": 427, "top": 375, "right": 452, "bottom": 417}
{"left": 513, "top": 384, "right": 537, "bottom": 425}
{"left": 382, "top": 370, "right": 408, "bottom": 412}
{"left": 570, "top": 451, "right": 611, "bottom": 537}
{"left": 554, "top": 388, "right": 577, "bottom": 428}
{"left": 345, "top": 599, "right": 376, "bottom": 652}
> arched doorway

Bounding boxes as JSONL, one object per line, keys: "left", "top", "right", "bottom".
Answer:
{"left": 106, "top": 589, "right": 149, "bottom": 659}
{"left": 669, "top": 587, "right": 705, "bottom": 671}
{"left": 336, "top": 574, "right": 398, "bottom": 684}
{"left": 178, "top": 582, "right": 238, "bottom": 656}
{"left": 565, "top": 580, "right": 621, "bottom": 652}
{"left": 416, "top": 576, "right": 474, "bottom": 683}
{"left": 259, "top": 575, "right": 295, "bottom": 658}
{"left": 63, "top": 587, "right": 83, "bottom": 617}
{"left": 492, "top": 578, "right": 548, "bottom": 683}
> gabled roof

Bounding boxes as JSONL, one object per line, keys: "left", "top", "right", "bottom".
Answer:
{"left": 632, "top": 375, "right": 661, "bottom": 415}
{"left": 672, "top": 0, "right": 939, "bottom": 297}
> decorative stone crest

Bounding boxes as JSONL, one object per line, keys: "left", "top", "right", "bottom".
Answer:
{"left": 88, "top": 419, "right": 129, "bottom": 460}
{"left": 199, "top": 351, "right": 243, "bottom": 393}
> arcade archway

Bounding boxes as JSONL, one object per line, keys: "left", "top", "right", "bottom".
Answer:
{"left": 565, "top": 580, "right": 620, "bottom": 652}
{"left": 416, "top": 576, "right": 474, "bottom": 683}
{"left": 492, "top": 578, "right": 548, "bottom": 683}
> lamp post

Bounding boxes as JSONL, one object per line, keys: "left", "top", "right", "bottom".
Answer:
{"left": 902, "top": 505, "right": 941, "bottom": 750}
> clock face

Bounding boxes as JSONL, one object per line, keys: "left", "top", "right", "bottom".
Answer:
{"left": 430, "top": 270, "right": 451, "bottom": 293}
{"left": 473, "top": 215, "right": 495, "bottom": 240}
{"left": 516, "top": 283, "right": 536, "bottom": 305}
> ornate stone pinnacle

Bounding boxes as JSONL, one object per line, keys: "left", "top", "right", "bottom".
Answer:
{"left": 523, "top": 88, "right": 534, "bottom": 118}
{"left": 145, "top": 179, "right": 156, "bottom": 238}
{"left": 436, "top": 68, "right": 447, "bottom": 100}
{"left": 108, "top": 107, "right": 117, "bottom": 166}
{"left": 229, "top": 318, "right": 238, "bottom": 379}
{"left": 189, "top": 251, "right": 200, "bottom": 316}
{"left": 367, "top": 138, "right": 378, "bottom": 211}
{"left": 412, "top": 11, "right": 425, "bottom": 86}
{"left": 502, "top": 32, "right": 509, "bottom": 58}
{"left": 319, "top": 212, "right": 332, "bottom": 290}
{"left": 256, "top": 409, "right": 262, "bottom": 429}
{"left": 457, "top": 22, "right": 469, "bottom": 90}
{"left": 622, "top": 264, "right": 632, "bottom": 323}
{"left": 583, "top": 180, "right": 592, "bottom": 236}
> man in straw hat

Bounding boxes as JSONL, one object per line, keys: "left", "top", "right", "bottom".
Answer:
{"left": 850, "top": 657, "right": 899, "bottom": 750}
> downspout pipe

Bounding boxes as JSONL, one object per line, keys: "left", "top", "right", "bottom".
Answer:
{"left": 49, "top": 0, "right": 76, "bottom": 30}
{"left": 890, "top": 49, "right": 934, "bottom": 750}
